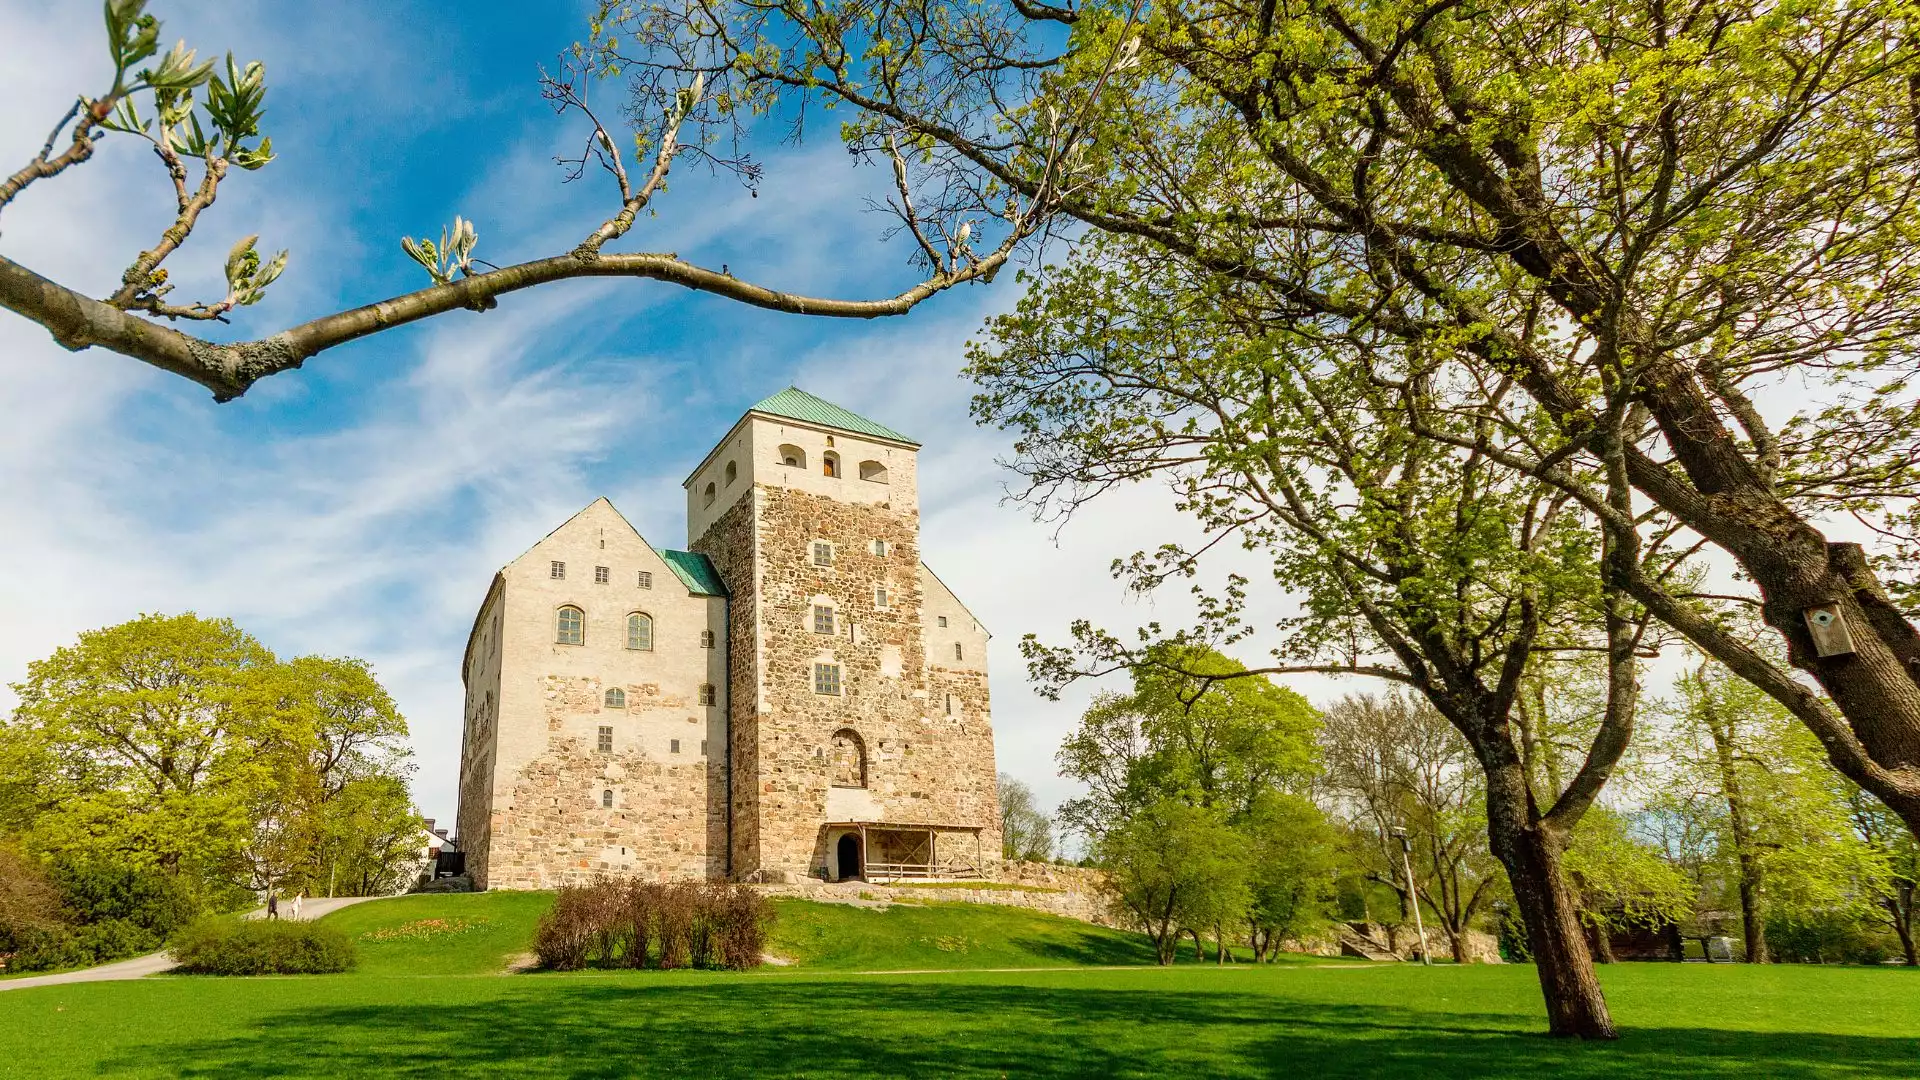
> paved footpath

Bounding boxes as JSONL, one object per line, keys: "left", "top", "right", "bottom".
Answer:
{"left": 0, "top": 895, "right": 377, "bottom": 993}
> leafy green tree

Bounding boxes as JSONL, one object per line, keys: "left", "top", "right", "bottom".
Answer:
{"left": 1242, "top": 794, "right": 1339, "bottom": 961}
{"left": 1846, "top": 792, "right": 1919, "bottom": 966}
{"left": 4, "top": 613, "right": 287, "bottom": 879}
{"left": 586, "top": 0, "right": 1920, "bottom": 858}
{"left": 1098, "top": 799, "right": 1251, "bottom": 965}
{"left": 0, "top": 614, "right": 418, "bottom": 901}
{"left": 998, "top": 773, "right": 1056, "bottom": 863}
{"left": 1560, "top": 809, "right": 1693, "bottom": 963}
{"left": 312, "top": 776, "right": 424, "bottom": 897}
{"left": 1653, "top": 658, "right": 1891, "bottom": 962}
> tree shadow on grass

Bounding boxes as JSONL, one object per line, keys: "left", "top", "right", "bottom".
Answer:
{"left": 94, "top": 978, "right": 1918, "bottom": 1079}
{"left": 1008, "top": 929, "right": 1160, "bottom": 966}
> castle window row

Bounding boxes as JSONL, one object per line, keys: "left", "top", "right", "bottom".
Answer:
{"left": 769, "top": 444, "right": 889, "bottom": 484}
{"left": 600, "top": 683, "right": 717, "bottom": 712}
{"left": 553, "top": 607, "right": 717, "bottom": 653}
{"left": 547, "top": 561, "right": 655, "bottom": 590}
{"left": 595, "top": 731, "right": 712, "bottom": 757}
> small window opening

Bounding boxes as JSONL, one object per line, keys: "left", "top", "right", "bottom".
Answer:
{"left": 725, "top": 460, "right": 738, "bottom": 486}
{"left": 700, "top": 629, "right": 716, "bottom": 648}
{"left": 955, "top": 642, "right": 964, "bottom": 661}
{"left": 598, "top": 726, "right": 614, "bottom": 753}
{"left": 874, "top": 585, "right": 889, "bottom": 609}
{"left": 601, "top": 789, "right": 614, "bottom": 808}
{"left": 699, "top": 683, "right": 717, "bottom": 706}
{"left": 550, "top": 560, "right": 566, "bottom": 580}
{"left": 637, "top": 571, "right": 652, "bottom": 589}
{"left": 859, "top": 460, "right": 888, "bottom": 483}
{"left": 871, "top": 539, "right": 888, "bottom": 557}
{"left": 937, "top": 616, "right": 948, "bottom": 628}
{"left": 779, "top": 444, "right": 806, "bottom": 469}
{"left": 604, "top": 687, "right": 626, "bottom": 709}
{"left": 627, "top": 612, "right": 654, "bottom": 651}
{"left": 594, "top": 565, "right": 610, "bottom": 584}
{"left": 814, "top": 663, "right": 843, "bottom": 696}
{"left": 703, "top": 482, "right": 716, "bottom": 507}
{"left": 670, "top": 739, "right": 681, "bottom": 754}
{"left": 701, "top": 740, "right": 708, "bottom": 756}
{"left": 822, "top": 451, "right": 841, "bottom": 478}
{"left": 813, "top": 604, "right": 835, "bottom": 635}
{"left": 812, "top": 541, "right": 834, "bottom": 566}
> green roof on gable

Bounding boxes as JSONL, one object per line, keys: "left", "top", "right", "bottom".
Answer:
{"left": 749, "top": 387, "right": 918, "bottom": 446}
{"left": 656, "top": 549, "right": 727, "bottom": 597}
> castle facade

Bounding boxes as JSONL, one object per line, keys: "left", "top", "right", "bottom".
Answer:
{"left": 456, "top": 389, "right": 999, "bottom": 888}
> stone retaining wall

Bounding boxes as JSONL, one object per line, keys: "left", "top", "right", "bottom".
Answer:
{"left": 760, "top": 860, "right": 1119, "bottom": 927}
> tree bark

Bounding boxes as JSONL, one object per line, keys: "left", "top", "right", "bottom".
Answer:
{"left": 1485, "top": 764, "right": 1617, "bottom": 1039}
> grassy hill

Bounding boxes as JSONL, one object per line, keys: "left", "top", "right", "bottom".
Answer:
{"left": 318, "top": 891, "right": 1288, "bottom": 975}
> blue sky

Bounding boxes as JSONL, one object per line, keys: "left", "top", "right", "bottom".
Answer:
{"left": 0, "top": 0, "right": 1327, "bottom": 831}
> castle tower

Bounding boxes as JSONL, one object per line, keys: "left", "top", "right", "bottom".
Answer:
{"left": 687, "top": 388, "right": 1000, "bottom": 882}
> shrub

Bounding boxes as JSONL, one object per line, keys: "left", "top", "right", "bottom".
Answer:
{"left": 170, "top": 917, "right": 357, "bottom": 975}
{"left": 51, "top": 862, "right": 200, "bottom": 940}
{"left": 532, "top": 879, "right": 773, "bottom": 971}
{"left": 1766, "top": 913, "right": 1895, "bottom": 965}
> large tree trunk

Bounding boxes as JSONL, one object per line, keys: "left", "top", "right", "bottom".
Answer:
{"left": 1889, "top": 896, "right": 1917, "bottom": 967}
{"left": 1486, "top": 765, "right": 1616, "bottom": 1039}
{"left": 1450, "top": 927, "right": 1470, "bottom": 964}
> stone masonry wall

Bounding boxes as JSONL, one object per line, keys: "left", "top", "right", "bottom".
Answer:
{"left": 744, "top": 485, "right": 1000, "bottom": 880}
{"left": 483, "top": 673, "right": 726, "bottom": 888}
{"left": 690, "top": 487, "right": 761, "bottom": 876}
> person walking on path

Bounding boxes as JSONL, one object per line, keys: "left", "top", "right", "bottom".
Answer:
{"left": 290, "top": 892, "right": 303, "bottom": 921}
{"left": 267, "top": 892, "right": 278, "bottom": 920}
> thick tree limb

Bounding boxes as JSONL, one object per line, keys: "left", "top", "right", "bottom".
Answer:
{"left": 0, "top": 246, "right": 1008, "bottom": 401}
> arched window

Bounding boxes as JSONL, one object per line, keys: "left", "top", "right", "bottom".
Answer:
{"left": 602, "top": 789, "right": 614, "bottom": 808}
{"left": 703, "top": 482, "right": 716, "bottom": 507}
{"left": 830, "top": 729, "right": 867, "bottom": 788}
{"left": 859, "top": 460, "right": 887, "bottom": 483}
{"left": 821, "top": 451, "right": 841, "bottom": 478}
{"left": 778, "top": 443, "right": 806, "bottom": 468}
{"left": 604, "top": 687, "right": 626, "bottom": 709}
{"left": 725, "top": 460, "right": 737, "bottom": 486}
{"left": 555, "top": 605, "right": 584, "bottom": 645}
{"left": 627, "top": 612, "right": 654, "bottom": 651}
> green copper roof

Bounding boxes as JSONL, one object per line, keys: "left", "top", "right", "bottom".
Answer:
{"left": 749, "top": 387, "right": 918, "bottom": 446}
{"left": 657, "top": 549, "right": 727, "bottom": 597}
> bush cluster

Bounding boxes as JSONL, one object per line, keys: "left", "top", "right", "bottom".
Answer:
{"left": 1765, "top": 914, "right": 1896, "bottom": 965}
{"left": 170, "top": 917, "right": 357, "bottom": 975}
{"left": 1, "top": 859, "right": 211, "bottom": 974}
{"left": 533, "top": 880, "right": 771, "bottom": 971}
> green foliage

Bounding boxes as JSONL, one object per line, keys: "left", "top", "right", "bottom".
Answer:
{"left": 1098, "top": 800, "right": 1250, "bottom": 964}
{"left": 1562, "top": 809, "right": 1694, "bottom": 936}
{"left": 170, "top": 916, "right": 356, "bottom": 975}
{"left": 1765, "top": 912, "right": 1897, "bottom": 967}
{"left": 0, "top": 614, "right": 417, "bottom": 904}
{"left": 48, "top": 861, "right": 201, "bottom": 941}
{"left": 1242, "top": 793, "right": 1339, "bottom": 952}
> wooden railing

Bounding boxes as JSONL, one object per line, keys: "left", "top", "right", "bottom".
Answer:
{"left": 863, "top": 861, "right": 982, "bottom": 883}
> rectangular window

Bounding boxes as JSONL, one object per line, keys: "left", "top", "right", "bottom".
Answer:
{"left": 938, "top": 616, "right": 948, "bottom": 628}
{"left": 874, "top": 585, "right": 889, "bottom": 609}
{"left": 636, "top": 571, "right": 652, "bottom": 588}
{"left": 955, "top": 643, "right": 964, "bottom": 661}
{"left": 602, "top": 789, "right": 614, "bottom": 808}
{"left": 871, "top": 539, "right": 888, "bottom": 557}
{"left": 594, "top": 565, "right": 609, "bottom": 584}
{"left": 813, "top": 663, "right": 842, "bottom": 696}
{"left": 699, "top": 684, "right": 717, "bottom": 706}
{"left": 550, "top": 560, "right": 566, "bottom": 580}
{"left": 812, "top": 541, "right": 834, "bottom": 567}
{"left": 670, "top": 739, "right": 681, "bottom": 754}
{"left": 700, "top": 740, "right": 708, "bottom": 756}
{"left": 945, "top": 694, "right": 954, "bottom": 716}
{"left": 597, "top": 726, "right": 613, "bottom": 754}
{"left": 700, "top": 629, "right": 716, "bottom": 648}
{"left": 812, "top": 604, "right": 834, "bottom": 635}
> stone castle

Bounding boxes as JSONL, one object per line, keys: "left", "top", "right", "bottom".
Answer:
{"left": 455, "top": 389, "right": 1001, "bottom": 889}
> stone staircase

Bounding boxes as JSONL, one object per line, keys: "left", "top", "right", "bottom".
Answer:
{"left": 1334, "top": 923, "right": 1403, "bottom": 962}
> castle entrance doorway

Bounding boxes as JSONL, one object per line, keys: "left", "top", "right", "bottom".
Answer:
{"left": 836, "top": 833, "right": 863, "bottom": 881}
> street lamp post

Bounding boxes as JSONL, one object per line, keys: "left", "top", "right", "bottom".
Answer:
{"left": 1390, "top": 826, "right": 1431, "bottom": 966}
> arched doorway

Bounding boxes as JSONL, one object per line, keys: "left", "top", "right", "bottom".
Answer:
{"left": 836, "top": 833, "right": 863, "bottom": 882}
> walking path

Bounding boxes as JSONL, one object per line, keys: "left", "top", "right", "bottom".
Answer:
{"left": 0, "top": 895, "right": 377, "bottom": 993}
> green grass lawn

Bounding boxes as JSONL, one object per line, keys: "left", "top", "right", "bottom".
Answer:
{"left": 1, "top": 893, "right": 1914, "bottom": 1078}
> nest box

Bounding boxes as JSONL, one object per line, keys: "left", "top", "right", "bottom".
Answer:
{"left": 1803, "top": 603, "right": 1856, "bottom": 658}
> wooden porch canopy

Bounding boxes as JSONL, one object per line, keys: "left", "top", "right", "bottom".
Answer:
{"left": 826, "top": 821, "right": 986, "bottom": 882}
